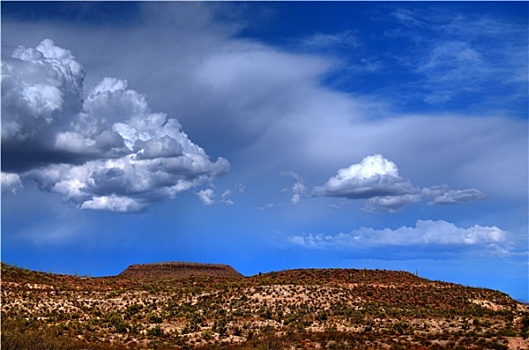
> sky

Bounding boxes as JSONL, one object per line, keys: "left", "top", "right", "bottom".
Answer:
{"left": 1, "top": 2, "right": 528, "bottom": 301}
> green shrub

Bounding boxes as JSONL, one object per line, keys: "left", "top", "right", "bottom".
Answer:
{"left": 147, "top": 313, "right": 163, "bottom": 324}
{"left": 108, "top": 313, "right": 128, "bottom": 333}
{"left": 147, "top": 326, "right": 164, "bottom": 337}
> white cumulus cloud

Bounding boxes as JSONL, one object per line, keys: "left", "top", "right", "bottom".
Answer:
{"left": 1, "top": 39, "right": 230, "bottom": 212}
{"left": 313, "top": 154, "right": 415, "bottom": 199}
{"left": 313, "top": 154, "right": 487, "bottom": 213}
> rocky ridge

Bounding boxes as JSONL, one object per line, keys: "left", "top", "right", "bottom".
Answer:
{"left": 118, "top": 262, "right": 243, "bottom": 279}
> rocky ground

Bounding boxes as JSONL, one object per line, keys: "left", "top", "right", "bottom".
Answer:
{"left": 2, "top": 262, "right": 528, "bottom": 349}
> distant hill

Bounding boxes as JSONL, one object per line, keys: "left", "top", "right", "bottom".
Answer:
{"left": 118, "top": 261, "right": 243, "bottom": 279}
{"left": 2, "top": 262, "right": 528, "bottom": 350}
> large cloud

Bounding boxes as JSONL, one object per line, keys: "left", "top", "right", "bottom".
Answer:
{"left": 1, "top": 39, "right": 229, "bottom": 212}
{"left": 289, "top": 219, "right": 510, "bottom": 258}
{"left": 313, "top": 154, "right": 485, "bottom": 213}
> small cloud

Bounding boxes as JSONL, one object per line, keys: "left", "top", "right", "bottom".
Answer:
{"left": 221, "top": 190, "right": 234, "bottom": 205}
{"left": 281, "top": 170, "right": 307, "bottom": 205}
{"left": 197, "top": 189, "right": 215, "bottom": 206}
{"left": 429, "top": 188, "right": 486, "bottom": 205}
{"left": 236, "top": 183, "right": 246, "bottom": 194}
{"left": 313, "top": 154, "right": 410, "bottom": 198}
{"left": 299, "top": 30, "right": 359, "bottom": 50}
{"left": 255, "top": 202, "right": 283, "bottom": 211}
{"left": 313, "top": 154, "right": 420, "bottom": 211}
{"left": 313, "top": 154, "right": 487, "bottom": 213}
{"left": 1, "top": 172, "right": 23, "bottom": 194}
{"left": 329, "top": 200, "right": 352, "bottom": 209}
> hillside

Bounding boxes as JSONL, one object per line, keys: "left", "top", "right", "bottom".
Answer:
{"left": 2, "top": 262, "right": 528, "bottom": 350}
{"left": 118, "top": 262, "right": 243, "bottom": 279}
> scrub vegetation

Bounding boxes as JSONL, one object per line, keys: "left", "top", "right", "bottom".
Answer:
{"left": 2, "top": 262, "right": 528, "bottom": 349}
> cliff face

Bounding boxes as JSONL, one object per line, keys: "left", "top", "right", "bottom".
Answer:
{"left": 118, "top": 262, "right": 243, "bottom": 279}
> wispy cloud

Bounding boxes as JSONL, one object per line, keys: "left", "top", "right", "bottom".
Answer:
{"left": 427, "top": 188, "right": 486, "bottom": 205}
{"left": 221, "top": 190, "right": 234, "bottom": 205}
{"left": 281, "top": 171, "right": 307, "bottom": 205}
{"left": 254, "top": 202, "right": 284, "bottom": 211}
{"left": 388, "top": 6, "right": 528, "bottom": 109}
{"left": 197, "top": 189, "right": 215, "bottom": 206}
{"left": 299, "top": 30, "right": 359, "bottom": 50}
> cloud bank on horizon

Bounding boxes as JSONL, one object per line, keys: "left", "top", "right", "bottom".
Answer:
{"left": 289, "top": 219, "right": 510, "bottom": 259}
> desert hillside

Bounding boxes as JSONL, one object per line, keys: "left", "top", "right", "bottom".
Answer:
{"left": 2, "top": 262, "right": 528, "bottom": 350}
{"left": 118, "top": 262, "right": 243, "bottom": 279}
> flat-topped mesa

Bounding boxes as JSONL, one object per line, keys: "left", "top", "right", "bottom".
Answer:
{"left": 118, "top": 262, "right": 243, "bottom": 280}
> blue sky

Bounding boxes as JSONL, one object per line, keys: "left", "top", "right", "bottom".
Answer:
{"left": 1, "top": 2, "right": 527, "bottom": 301}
